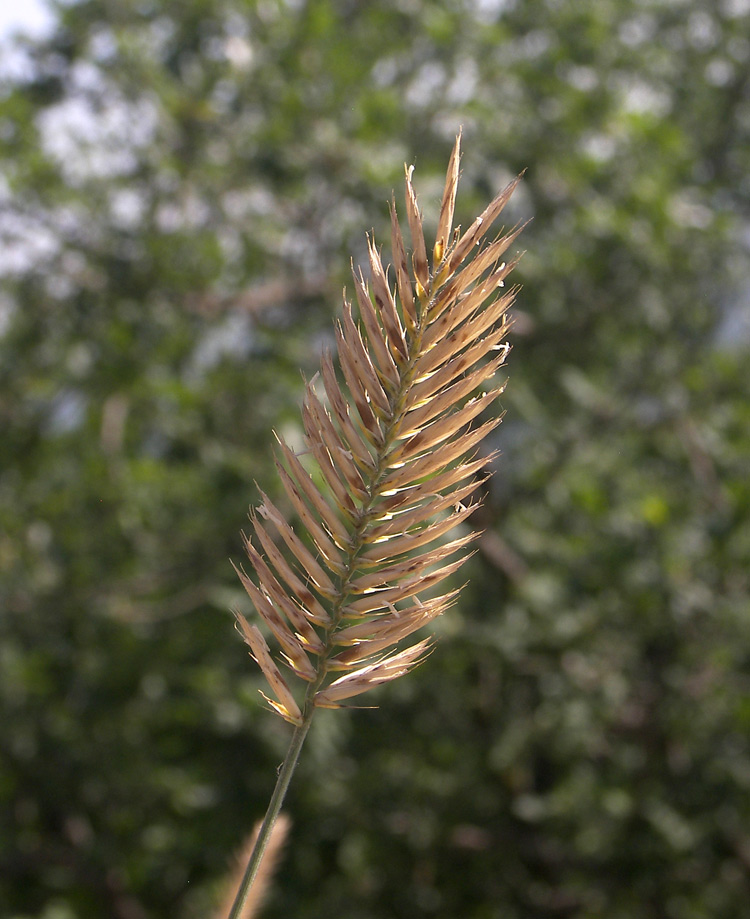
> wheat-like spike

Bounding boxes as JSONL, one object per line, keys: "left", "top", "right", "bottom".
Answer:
{"left": 234, "top": 134, "right": 523, "bottom": 722}
{"left": 213, "top": 815, "right": 291, "bottom": 919}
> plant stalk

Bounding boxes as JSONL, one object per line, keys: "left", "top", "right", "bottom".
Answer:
{"left": 226, "top": 712, "right": 313, "bottom": 919}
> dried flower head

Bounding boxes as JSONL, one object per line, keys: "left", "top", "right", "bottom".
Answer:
{"left": 234, "top": 133, "right": 524, "bottom": 724}
{"left": 214, "top": 815, "right": 290, "bottom": 919}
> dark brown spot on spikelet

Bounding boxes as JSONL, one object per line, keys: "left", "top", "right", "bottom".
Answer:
{"left": 233, "top": 134, "right": 525, "bottom": 723}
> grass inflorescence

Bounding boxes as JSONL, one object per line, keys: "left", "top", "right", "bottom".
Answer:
{"left": 226, "top": 133, "right": 525, "bottom": 917}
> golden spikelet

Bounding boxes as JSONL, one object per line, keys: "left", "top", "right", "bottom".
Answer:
{"left": 213, "top": 815, "right": 291, "bottom": 919}
{"left": 234, "top": 134, "right": 524, "bottom": 725}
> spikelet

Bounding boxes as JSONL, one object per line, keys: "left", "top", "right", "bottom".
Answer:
{"left": 213, "top": 815, "right": 290, "bottom": 919}
{"left": 234, "top": 135, "right": 524, "bottom": 725}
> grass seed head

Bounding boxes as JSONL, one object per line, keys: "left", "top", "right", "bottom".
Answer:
{"left": 234, "top": 135, "right": 524, "bottom": 719}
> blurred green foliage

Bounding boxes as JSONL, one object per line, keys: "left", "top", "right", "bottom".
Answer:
{"left": 1, "top": 1, "right": 749, "bottom": 917}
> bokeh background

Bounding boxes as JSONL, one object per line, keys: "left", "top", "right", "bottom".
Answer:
{"left": 2, "top": 1, "right": 749, "bottom": 917}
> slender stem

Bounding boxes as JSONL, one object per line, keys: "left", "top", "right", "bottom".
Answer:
{"left": 226, "top": 712, "right": 313, "bottom": 919}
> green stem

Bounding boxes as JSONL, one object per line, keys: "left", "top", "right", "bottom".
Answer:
{"left": 226, "top": 712, "right": 313, "bottom": 919}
